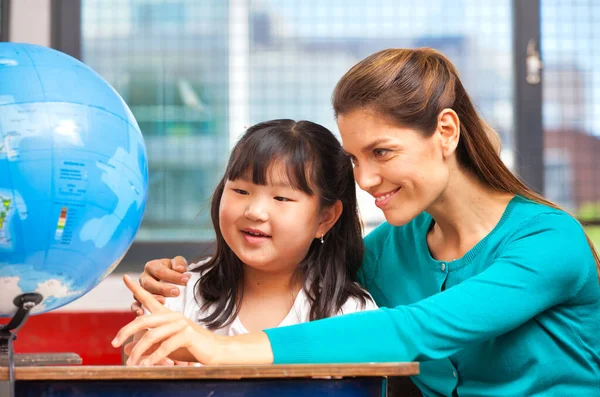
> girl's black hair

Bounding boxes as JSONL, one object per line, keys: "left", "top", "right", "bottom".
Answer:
{"left": 194, "top": 119, "right": 369, "bottom": 329}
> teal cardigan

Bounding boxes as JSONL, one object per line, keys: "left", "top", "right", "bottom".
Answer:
{"left": 265, "top": 196, "right": 600, "bottom": 396}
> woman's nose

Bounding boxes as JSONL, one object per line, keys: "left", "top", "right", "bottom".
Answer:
{"left": 353, "top": 163, "right": 382, "bottom": 192}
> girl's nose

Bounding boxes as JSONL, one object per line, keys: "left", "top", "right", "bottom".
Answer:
{"left": 244, "top": 201, "right": 269, "bottom": 222}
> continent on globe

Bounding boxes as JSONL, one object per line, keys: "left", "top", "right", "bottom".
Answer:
{"left": 0, "top": 192, "right": 13, "bottom": 247}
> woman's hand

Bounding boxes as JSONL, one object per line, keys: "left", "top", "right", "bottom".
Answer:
{"left": 130, "top": 256, "right": 190, "bottom": 316}
{"left": 124, "top": 338, "right": 201, "bottom": 367}
{"left": 114, "top": 274, "right": 221, "bottom": 366}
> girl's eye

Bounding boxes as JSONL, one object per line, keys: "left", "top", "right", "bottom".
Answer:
{"left": 373, "top": 148, "right": 390, "bottom": 158}
{"left": 274, "top": 196, "right": 291, "bottom": 202}
{"left": 233, "top": 189, "right": 249, "bottom": 195}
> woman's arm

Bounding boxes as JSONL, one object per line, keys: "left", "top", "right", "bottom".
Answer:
{"left": 264, "top": 213, "right": 592, "bottom": 364}
{"left": 116, "top": 213, "right": 591, "bottom": 365}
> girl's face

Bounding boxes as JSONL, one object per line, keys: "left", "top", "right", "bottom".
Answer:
{"left": 219, "top": 162, "right": 326, "bottom": 274}
{"left": 338, "top": 109, "right": 452, "bottom": 226}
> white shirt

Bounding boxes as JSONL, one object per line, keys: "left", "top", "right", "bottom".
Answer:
{"left": 163, "top": 259, "right": 378, "bottom": 336}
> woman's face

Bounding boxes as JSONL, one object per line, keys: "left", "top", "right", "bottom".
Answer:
{"left": 337, "top": 109, "right": 451, "bottom": 226}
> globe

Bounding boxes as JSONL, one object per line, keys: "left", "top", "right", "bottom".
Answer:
{"left": 0, "top": 43, "right": 148, "bottom": 317}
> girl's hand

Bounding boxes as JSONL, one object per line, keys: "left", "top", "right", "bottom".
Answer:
{"left": 113, "top": 274, "right": 221, "bottom": 366}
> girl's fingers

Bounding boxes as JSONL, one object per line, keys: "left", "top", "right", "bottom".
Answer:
{"left": 127, "top": 320, "right": 188, "bottom": 365}
{"left": 123, "top": 274, "right": 165, "bottom": 314}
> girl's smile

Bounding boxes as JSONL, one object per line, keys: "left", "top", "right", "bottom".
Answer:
{"left": 241, "top": 228, "right": 272, "bottom": 245}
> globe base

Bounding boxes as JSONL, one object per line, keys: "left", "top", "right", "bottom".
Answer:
{"left": 1, "top": 293, "right": 43, "bottom": 352}
{"left": 1, "top": 293, "right": 82, "bottom": 396}
{"left": 1, "top": 293, "right": 42, "bottom": 397}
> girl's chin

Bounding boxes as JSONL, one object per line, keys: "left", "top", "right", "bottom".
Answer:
{"left": 237, "top": 257, "right": 273, "bottom": 269}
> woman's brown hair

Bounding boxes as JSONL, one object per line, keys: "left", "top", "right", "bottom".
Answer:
{"left": 332, "top": 48, "right": 600, "bottom": 281}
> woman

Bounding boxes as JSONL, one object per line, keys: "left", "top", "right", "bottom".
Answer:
{"left": 113, "top": 48, "right": 600, "bottom": 397}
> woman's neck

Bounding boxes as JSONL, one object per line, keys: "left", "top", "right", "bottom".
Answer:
{"left": 426, "top": 168, "right": 515, "bottom": 261}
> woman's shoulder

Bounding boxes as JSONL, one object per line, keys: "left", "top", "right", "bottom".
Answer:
{"left": 504, "top": 197, "right": 585, "bottom": 240}
{"left": 497, "top": 198, "right": 595, "bottom": 294}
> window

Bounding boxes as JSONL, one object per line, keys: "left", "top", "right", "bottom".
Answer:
{"left": 81, "top": 0, "right": 515, "bottom": 238}
{"left": 81, "top": 0, "right": 229, "bottom": 241}
{"left": 542, "top": 0, "right": 600, "bottom": 246}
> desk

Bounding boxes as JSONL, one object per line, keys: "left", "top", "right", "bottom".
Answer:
{"left": 0, "top": 363, "right": 418, "bottom": 396}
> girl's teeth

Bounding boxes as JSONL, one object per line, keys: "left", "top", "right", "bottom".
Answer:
{"left": 247, "top": 231, "right": 266, "bottom": 236}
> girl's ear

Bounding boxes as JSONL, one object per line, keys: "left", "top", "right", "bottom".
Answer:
{"left": 316, "top": 200, "right": 343, "bottom": 238}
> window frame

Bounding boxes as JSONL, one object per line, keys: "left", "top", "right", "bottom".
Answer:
{"left": 1, "top": 0, "right": 10, "bottom": 42}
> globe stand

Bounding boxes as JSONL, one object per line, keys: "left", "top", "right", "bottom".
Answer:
{"left": 0, "top": 293, "right": 82, "bottom": 367}
{"left": 1, "top": 294, "right": 82, "bottom": 397}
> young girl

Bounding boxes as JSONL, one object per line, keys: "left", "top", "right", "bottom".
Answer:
{"left": 125, "top": 119, "right": 376, "bottom": 364}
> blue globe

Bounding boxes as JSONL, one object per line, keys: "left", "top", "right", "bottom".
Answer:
{"left": 0, "top": 43, "right": 148, "bottom": 316}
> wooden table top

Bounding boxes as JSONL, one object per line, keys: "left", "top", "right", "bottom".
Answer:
{"left": 0, "top": 363, "right": 419, "bottom": 380}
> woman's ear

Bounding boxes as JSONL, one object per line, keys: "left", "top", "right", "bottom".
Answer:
{"left": 315, "top": 200, "right": 343, "bottom": 238}
{"left": 437, "top": 108, "right": 460, "bottom": 158}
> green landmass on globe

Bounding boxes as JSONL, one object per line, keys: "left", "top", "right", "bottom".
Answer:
{"left": 0, "top": 195, "right": 11, "bottom": 241}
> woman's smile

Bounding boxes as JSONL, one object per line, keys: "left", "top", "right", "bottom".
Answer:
{"left": 373, "top": 187, "right": 401, "bottom": 208}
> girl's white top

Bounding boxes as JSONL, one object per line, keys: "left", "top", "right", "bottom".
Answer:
{"left": 163, "top": 259, "right": 378, "bottom": 336}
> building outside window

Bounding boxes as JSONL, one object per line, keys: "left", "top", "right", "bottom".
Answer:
{"left": 542, "top": 0, "right": 600, "bottom": 247}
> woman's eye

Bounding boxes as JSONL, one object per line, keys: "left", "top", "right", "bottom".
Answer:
{"left": 274, "top": 196, "right": 291, "bottom": 202}
{"left": 345, "top": 154, "right": 358, "bottom": 167}
{"left": 373, "top": 148, "right": 390, "bottom": 158}
{"left": 233, "top": 189, "right": 248, "bottom": 195}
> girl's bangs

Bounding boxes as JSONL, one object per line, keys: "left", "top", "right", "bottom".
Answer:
{"left": 225, "top": 134, "right": 315, "bottom": 195}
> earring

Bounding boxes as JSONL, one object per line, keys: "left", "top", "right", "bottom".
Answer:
{"left": 320, "top": 233, "right": 324, "bottom": 244}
